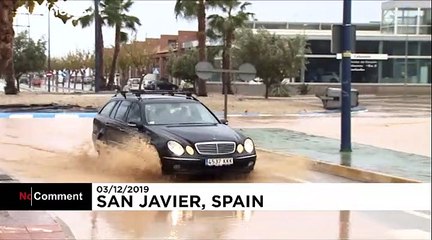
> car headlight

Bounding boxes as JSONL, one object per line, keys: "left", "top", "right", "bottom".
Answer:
{"left": 244, "top": 139, "right": 254, "bottom": 153}
{"left": 185, "top": 146, "right": 195, "bottom": 155}
{"left": 167, "top": 141, "right": 184, "bottom": 156}
{"left": 237, "top": 144, "right": 244, "bottom": 153}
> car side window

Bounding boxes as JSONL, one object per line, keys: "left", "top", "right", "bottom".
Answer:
{"left": 109, "top": 101, "right": 121, "bottom": 118}
{"left": 99, "top": 101, "right": 117, "bottom": 117}
{"left": 126, "top": 103, "right": 142, "bottom": 123}
{"left": 114, "top": 101, "right": 132, "bottom": 121}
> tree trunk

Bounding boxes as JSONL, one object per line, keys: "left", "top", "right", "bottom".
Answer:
{"left": 108, "top": 24, "right": 121, "bottom": 90}
{"left": 81, "top": 69, "right": 85, "bottom": 90}
{"left": 195, "top": 0, "right": 207, "bottom": 97}
{"left": 221, "top": 33, "right": 234, "bottom": 95}
{"left": 67, "top": 70, "right": 71, "bottom": 89}
{"left": 74, "top": 71, "right": 77, "bottom": 89}
{"left": 96, "top": 13, "right": 105, "bottom": 90}
{"left": 265, "top": 82, "right": 270, "bottom": 99}
{"left": 0, "top": 0, "right": 18, "bottom": 94}
{"left": 15, "top": 73, "right": 22, "bottom": 92}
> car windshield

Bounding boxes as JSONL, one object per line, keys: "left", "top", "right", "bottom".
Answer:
{"left": 131, "top": 79, "right": 140, "bottom": 84}
{"left": 144, "top": 102, "right": 219, "bottom": 125}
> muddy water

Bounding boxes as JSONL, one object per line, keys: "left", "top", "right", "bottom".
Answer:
{"left": 0, "top": 119, "right": 428, "bottom": 239}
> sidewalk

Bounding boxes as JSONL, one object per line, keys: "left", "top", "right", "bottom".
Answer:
{"left": 239, "top": 128, "right": 431, "bottom": 182}
{"left": 0, "top": 170, "right": 73, "bottom": 240}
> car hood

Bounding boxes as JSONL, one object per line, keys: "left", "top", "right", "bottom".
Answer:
{"left": 147, "top": 124, "right": 244, "bottom": 145}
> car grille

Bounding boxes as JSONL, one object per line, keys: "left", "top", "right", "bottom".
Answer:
{"left": 195, "top": 142, "right": 236, "bottom": 155}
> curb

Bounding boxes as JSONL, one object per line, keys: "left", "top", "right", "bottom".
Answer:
{"left": 0, "top": 171, "right": 75, "bottom": 240}
{"left": 310, "top": 160, "right": 421, "bottom": 183}
{"left": 0, "top": 112, "right": 97, "bottom": 119}
{"left": 257, "top": 148, "right": 422, "bottom": 183}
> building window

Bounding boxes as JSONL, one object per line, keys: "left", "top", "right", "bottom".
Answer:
{"left": 419, "top": 8, "right": 431, "bottom": 34}
{"left": 420, "top": 41, "right": 431, "bottom": 56}
{"left": 356, "top": 41, "right": 379, "bottom": 54}
{"left": 396, "top": 8, "right": 418, "bottom": 34}
{"left": 382, "top": 9, "right": 395, "bottom": 33}
{"left": 383, "top": 41, "right": 419, "bottom": 55}
{"left": 381, "top": 59, "right": 431, "bottom": 84}
{"left": 308, "top": 40, "right": 331, "bottom": 54}
{"left": 168, "top": 40, "right": 177, "bottom": 49}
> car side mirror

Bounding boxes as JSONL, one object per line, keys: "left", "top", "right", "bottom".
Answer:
{"left": 220, "top": 119, "right": 228, "bottom": 125}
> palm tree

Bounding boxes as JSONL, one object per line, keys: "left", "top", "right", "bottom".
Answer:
{"left": 74, "top": 1, "right": 105, "bottom": 89}
{"left": 207, "top": 0, "right": 254, "bottom": 94}
{"left": 103, "top": 0, "right": 140, "bottom": 89}
{"left": 0, "top": 0, "right": 18, "bottom": 94}
{"left": 174, "top": 0, "right": 216, "bottom": 96}
{"left": 75, "top": 0, "right": 140, "bottom": 89}
{"left": 0, "top": 0, "right": 71, "bottom": 94}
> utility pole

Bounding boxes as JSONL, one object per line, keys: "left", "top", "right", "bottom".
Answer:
{"left": 47, "top": 10, "right": 51, "bottom": 92}
{"left": 404, "top": 33, "right": 408, "bottom": 98}
{"left": 94, "top": 0, "right": 101, "bottom": 92}
{"left": 340, "top": 0, "right": 352, "bottom": 152}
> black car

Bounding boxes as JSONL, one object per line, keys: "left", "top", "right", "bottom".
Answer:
{"left": 92, "top": 90, "right": 257, "bottom": 175}
{"left": 145, "top": 80, "right": 179, "bottom": 91}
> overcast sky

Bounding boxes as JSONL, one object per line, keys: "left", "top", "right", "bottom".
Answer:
{"left": 13, "top": 0, "right": 385, "bottom": 58}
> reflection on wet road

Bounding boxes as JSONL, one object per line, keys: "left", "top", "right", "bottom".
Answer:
{"left": 0, "top": 119, "right": 430, "bottom": 239}
{"left": 53, "top": 210, "right": 430, "bottom": 240}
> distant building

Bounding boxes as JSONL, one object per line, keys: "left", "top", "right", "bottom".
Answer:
{"left": 243, "top": 0, "right": 431, "bottom": 84}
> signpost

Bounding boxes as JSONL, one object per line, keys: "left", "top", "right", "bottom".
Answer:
{"left": 340, "top": 0, "right": 353, "bottom": 152}
{"left": 195, "top": 61, "right": 256, "bottom": 120}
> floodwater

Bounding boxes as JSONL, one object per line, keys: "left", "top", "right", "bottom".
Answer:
{"left": 0, "top": 119, "right": 430, "bottom": 239}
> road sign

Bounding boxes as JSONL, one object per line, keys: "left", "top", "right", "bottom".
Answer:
{"left": 195, "top": 61, "right": 215, "bottom": 80}
{"left": 46, "top": 71, "right": 53, "bottom": 77}
{"left": 238, "top": 63, "right": 257, "bottom": 81}
{"left": 336, "top": 53, "right": 388, "bottom": 60}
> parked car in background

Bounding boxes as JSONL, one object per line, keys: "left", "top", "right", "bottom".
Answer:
{"left": 32, "top": 77, "right": 42, "bottom": 87}
{"left": 307, "top": 72, "right": 339, "bottom": 83}
{"left": 142, "top": 74, "right": 158, "bottom": 88}
{"left": 19, "top": 76, "right": 29, "bottom": 84}
{"left": 125, "top": 78, "right": 142, "bottom": 90}
{"left": 83, "top": 77, "right": 94, "bottom": 84}
{"left": 180, "top": 80, "right": 194, "bottom": 92}
{"left": 320, "top": 72, "right": 339, "bottom": 83}
{"left": 145, "top": 80, "right": 179, "bottom": 91}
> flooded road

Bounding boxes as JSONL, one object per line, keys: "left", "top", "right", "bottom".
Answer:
{"left": 0, "top": 119, "right": 430, "bottom": 239}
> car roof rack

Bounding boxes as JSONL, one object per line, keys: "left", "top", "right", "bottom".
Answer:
{"left": 115, "top": 89, "right": 198, "bottom": 101}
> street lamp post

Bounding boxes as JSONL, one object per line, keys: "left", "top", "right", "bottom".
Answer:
{"left": 47, "top": 11, "right": 51, "bottom": 92}
{"left": 340, "top": 0, "right": 352, "bottom": 152}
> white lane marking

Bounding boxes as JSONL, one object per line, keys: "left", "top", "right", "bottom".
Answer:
{"left": 402, "top": 210, "right": 431, "bottom": 220}
{"left": 8, "top": 114, "right": 34, "bottom": 118}
{"left": 54, "top": 114, "right": 80, "bottom": 118}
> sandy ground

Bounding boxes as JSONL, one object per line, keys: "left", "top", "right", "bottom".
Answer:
{"left": 0, "top": 92, "right": 322, "bottom": 114}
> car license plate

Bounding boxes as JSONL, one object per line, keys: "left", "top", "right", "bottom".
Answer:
{"left": 206, "top": 158, "right": 234, "bottom": 166}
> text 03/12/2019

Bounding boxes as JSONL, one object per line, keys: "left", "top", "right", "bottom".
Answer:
{"left": 96, "top": 194, "right": 264, "bottom": 210}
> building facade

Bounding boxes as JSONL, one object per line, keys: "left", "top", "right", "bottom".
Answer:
{"left": 244, "top": 0, "right": 431, "bottom": 84}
